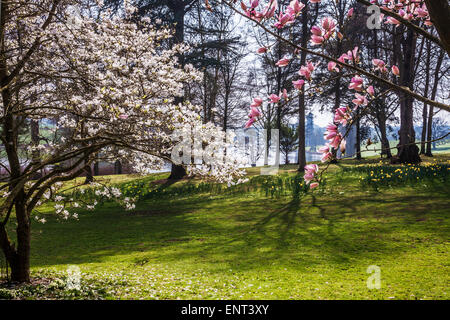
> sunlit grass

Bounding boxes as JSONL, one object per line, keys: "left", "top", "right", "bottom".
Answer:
{"left": 1, "top": 154, "right": 449, "bottom": 300}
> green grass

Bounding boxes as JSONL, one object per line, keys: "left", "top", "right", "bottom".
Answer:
{"left": 1, "top": 155, "right": 449, "bottom": 300}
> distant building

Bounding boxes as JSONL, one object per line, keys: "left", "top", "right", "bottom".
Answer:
{"left": 306, "top": 112, "right": 315, "bottom": 148}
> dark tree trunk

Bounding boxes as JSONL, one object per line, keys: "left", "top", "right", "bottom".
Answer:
{"left": 420, "top": 40, "right": 431, "bottom": 154}
{"left": 10, "top": 197, "right": 31, "bottom": 283}
{"left": 424, "top": 0, "right": 450, "bottom": 55}
{"left": 355, "top": 108, "right": 362, "bottom": 160}
{"left": 114, "top": 160, "right": 122, "bottom": 175}
{"left": 378, "top": 114, "right": 392, "bottom": 158}
{"left": 426, "top": 50, "right": 445, "bottom": 156}
{"left": 1, "top": 101, "right": 31, "bottom": 282}
{"left": 168, "top": 0, "right": 187, "bottom": 180}
{"left": 425, "top": 104, "right": 434, "bottom": 156}
{"left": 396, "top": 28, "right": 420, "bottom": 164}
{"left": 223, "top": 90, "right": 229, "bottom": 131}
{"left": 169, "top": 163, "right": 187, "bottom": 180}
{"left": 84, "top": 157, "right": 94, "bottom": 184}
{"left": 31, "top": 120, "right": 41, "bottom": 179}
{"left": 420, "top": 105, "right": 428, "bottom": 155}
{"left": 93, "top": 161, "right": 99, "bottom": 176}
{"left": 297, "top": 0, "right": 308, "bottom": 172}
{"left": 297, "top": 94, "right": 306, "bottom": 171}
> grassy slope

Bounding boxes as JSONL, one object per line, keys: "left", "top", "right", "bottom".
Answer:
{"left": 7, "top": 155, "right": 450, "bottom": 299}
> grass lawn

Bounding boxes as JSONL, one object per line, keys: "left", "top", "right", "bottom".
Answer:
{"left": 1, "top": 155, "right": 449, "bottom": 300}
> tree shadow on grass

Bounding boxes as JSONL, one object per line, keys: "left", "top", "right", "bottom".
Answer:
{"left": 30, "top": 185, "right": 449, "bottom": 275}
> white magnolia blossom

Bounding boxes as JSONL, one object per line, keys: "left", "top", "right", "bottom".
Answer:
{"left": 1, "top": 0, "right": 244, "bottom": 221}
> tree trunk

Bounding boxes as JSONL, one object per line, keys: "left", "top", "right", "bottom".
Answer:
{"left": 31, "top": 120, "right": 41, "bottom": 179}
{"left": 424, "top": 0, "right": 450, "bottom": 55}
{"left": 355, "top": 108, "right": 362, "bottom": 160}
{"left": 425, "top": 50, "right": 445, "bottom": 156}
{"left": 84, "top": 160, "right": 93, "bottom": 184}
{"left": 93, "top": 161, "right": 99, "bottom": 176}
{"left": 378, "top": 114, "right": 392, "bottom": 158}
{"left": 168, "top": 0, "right": 187, "bottom": 180}
{"left": 297, "top": 0, "right": 308, "bottom": 172}
{"left": 1, "top": 104, "right": 31, "bottom": 282}
{"left": 420, "top": 40, "right": 431, "bottom": 154}
{"left": 114, "top": 160, "right": 122, "bottom": 175}
{"left": 396, "top": 28, "right": 420, "bottom": 164}
{"left": 10, "top": 197, "right": 31, "bottom": 283}
{"left": 169, "top": 163, "right": 187, "bottom": 180}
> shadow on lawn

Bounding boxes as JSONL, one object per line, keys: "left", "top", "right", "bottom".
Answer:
{"left": 30, "top": 184, "right": 449, "bottom": 274}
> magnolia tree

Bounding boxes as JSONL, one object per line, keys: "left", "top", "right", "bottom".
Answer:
{"left": 0, "top": 0, "right": 243, "bottom": 282}
{"left": 218, "top": 0, "right": 449, "bottom": 189}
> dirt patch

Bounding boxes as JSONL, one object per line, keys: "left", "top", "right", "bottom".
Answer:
{"left": 0, "top": 277, "right": 54, "bottom": 289}
{"left": 152, "top": 179, "right": 170, "bottom": 185}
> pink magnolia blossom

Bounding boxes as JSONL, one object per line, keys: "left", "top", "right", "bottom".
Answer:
{"left": 329, "top": 133, "right": 342, "bottom": 149}
{"left": 274, "top": 12, "right": 294, "bottom": 29}
{"left": 352, "top": 93, "right": 368, "bottom": 106}
{"left": 257, "top": 47, "right": 267, "bottom": 54}
{"left": 262, "top": 0, "right": 277, "bottom": 18}
{"left": 305, "top": 164, "right": 319, "bottom": 173}
{"left": 321, "top": 17, "right": 336, "bottom": 34}
{"left": 347, "top": 8, "right": 354, "bottom": 18}
{"left": 299, "top": 61, "right": 317, "bottom": 80}
{"left": 282, "top": 88, "right": 288, "bottom": 100}
{"left": 392, "top": 65, "right": 400, "bottom": 76}
{"left": 304, "top": 164, "right": 320, "bottom": 186}
{"left": 385, "top": 16, "right": 401, "bottom": 26}
{"left": 245, "top": 117, "right": 256, "bottom": 129}
{"left": 309, "top": 182, "right": 319, "bottom": 190}
{"left": 287, "top": 0, "right": 305, "bottom": 15}
{"left": 311, "top": 26, "right": 322, "bottom": 36}
{"left": 268, "top": 93, "right": 281, "bottom": 103}
{"left": 367, "top": 85, "right": 375, "bottom": 96}
{"left": 321, "top": 151, "right": 332, "bottom": 163}
{"left": 310, "top": 35, "right": 324, "bottom": 46}
{"left": 319, "top": 144, "right": 329, "bottom": 154}
{"left": 292, "top": 79, "right": 305, "bottom": 90}
{"left": 372, "top": 58, "right": 387, "bottom": 72}
{"left": 325, "top": 130, "right": 337, "bottom": 140}
{"left": 338, "top": 54, "right": 347, "bottom": 64}
{"left": 319, "top": 143, "right": 333, "bottom": 163}
{"left": 348, "top": 76, "right": 364, "bottom": 91}
{"left": 251, "top": 97, "right": 263, "bottom": 107}
{"left": 334, "top": 107, "right": 349, "bottom": 126}
{"left": 249, "top": 107, "right": 261, "bottom": 118}
{"left": 326, "top": 124, "right": 338, "bottom": 132}
{"left": 250, "top": 0, "right": 259, "bottom": 8}
{"left": 328, "top": 61, "right": 339, "bottom": 72}
{"left": 299, "top": 66, "right": 311, "bottom": 80}
{"left": 324, "top": 123, "right": 339, "bottom": 139}
{"left": 346, "top": 46, "right": 359, "bottom": 63}
{"left": 119, "top": 114, "right": 129, "bottom": 120}
{"left": 276, "top": 57, "right": 290, "bottom": 67}
{"left": 304, "top": 172, "right": 315, "bottom": 182}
